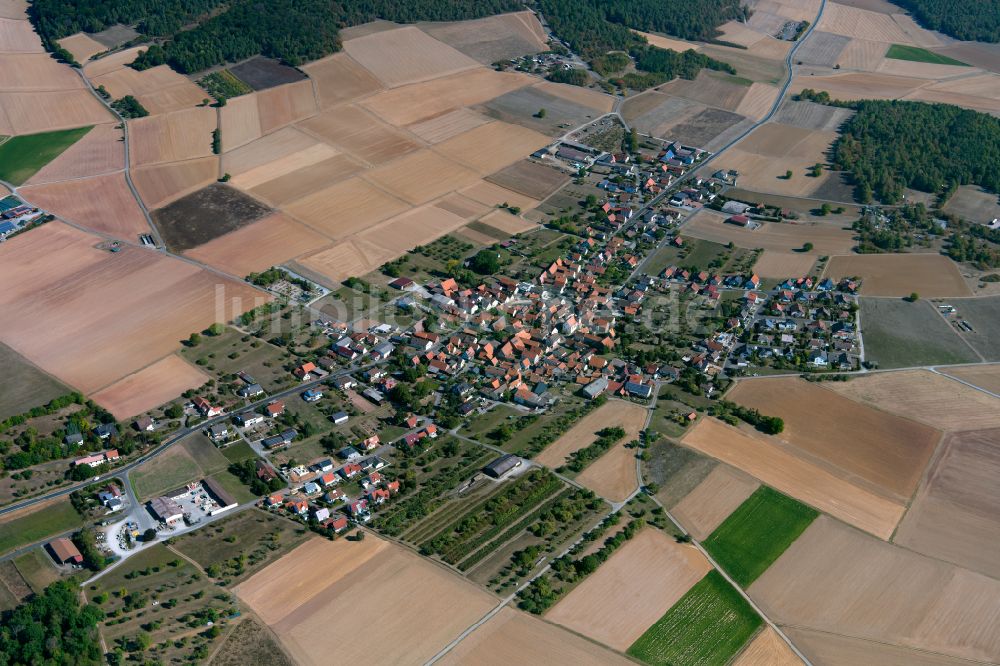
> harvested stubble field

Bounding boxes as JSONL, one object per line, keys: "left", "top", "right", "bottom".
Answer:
{"left": 660, "top": 71, "right": 754, "bottom": 113}
{"left": 221, "top": 126, "right": 318, "bottom": 175}
{"left": 942, "top": 185, "right": 1000, "bottom": 225}
{"left": 750, "top": 516, "right": 1000, "bottom": 664}
{"left": 536, "top": 400, "right": 647, "bottom": 469}
{"left": 81, "top": 47, "right": 141, "bottom": 78}
{"left": 683, "top": 210, "right": 855, "bottom": 255}
{"left": 461, "top": 180, "right": 539, "bottom": 212}
{"left": 90, "top": 354, "right": 208, "bottom": 419}
{"left": 184, "top": 212, "right": 329, "bottom": 277}
{"left": 475, "top": 209, "right": 537, "bottom": 236}
{"left": 828, "top": 254, "right": 972, "bottom": 297}
{"left": 434, "top": 121, "right": 550, "bottom": 175}
{"left": 301, "top": 53, "right": 383, "bottom": 109}
{"left": 129, "top": 107, "right": 217, "bottom": 166}
{"left": 786, "top": 627, "right": 976, "bottom": 666}
{"left": 56, "top": 32, "right": 105, "bottom": 63}
{"left": 941, "top": 363, "right": 1000, "bottom": 395}
{"left": 294, "top": 240, "right": 379, "bottom": 287}
{"left": 574, "top": 440, "right": 640, "bottom": 503}
{"left": 664, "top": 107, "right": 749, "bottom": 150}
{"left": 343, "top": 26, "right": 479, "bottom": 89}
{"left": 672, "top": 465, "right": 759, "bottom": 540}
{"left": 91, "top": 64, "right": 205, "bottom": 115}
{"left": 858, "top": 299, "right": 978, "bottom": 369}
{"left": 439, "top": 606, "right": 632, "bottom": 665}
{"left": 19, "top": 172, "right": 147, "bottom": 238}
{"left": 772, "top": 99, "right": 854, "bottom": 133}
{"left": 486, "top": 159, "right": 569, "bottom": 201}
{"left": 547, "top": 528, "right": 711, "bottom": 651}
{"left": 628, "top": 570, "right": 762, "bottom": 666}
{"left": 364, "top": 149, "right": 479, "bottom": 205}
{"left": 751, "top": 251, "right": 816, "bottom": 278}
{"left": 362, "top": 68, "right": 533, "bottom": 127}
{"left": 229, "top": 56, "right": 306, "bottom": 91}
{"left": 297, "top": 105, "right": 421, "bottom": 166}
{"left": 788, "top": 72, "right": 926, "bottom": 101}
{"left": 893, "top": 427, "right": 1000, "bottom": 579}
{"left": 421, "top": 10, "right": 547, "bottom": 65}
{"left": 284, "top": 176, "right": 408, "bottom": 239}
{"left": 947, "top": 296, "right": 1000, "bottom": 361}
{"left": 0, "top": 17, "right": 42, "bottom": 52}
{"left": 133, "top": 157, "right": 219, "bottom": 209}
{"left": 237, "top": 536, "right": 495, "bottom": 665}
{"left": 0, "top": 53, "right": 85, "bottom": 91}
{"left": 815, "top": 2, "right": 917, "bottom": 43}
{"left": 0, "top": 222, "right": 263, "bottom": 393}
{"left": 0, "top": 341, "right": 67, "bottom": 420}
{"left": 356, "top": 204, "right": 469, "bottom": 257}
{"left": 794, "top": 31, "right": 850, "bottom": 68}
{"left": 727, "top": 378, "right": 940, "bottom": 500}
{"left": 0, "top": 90, "right": 111, "bottom": 135}
{"left": 703, "top": 486, "right": 818, "bottom": 587}
{"left": 218, "top": 94, "right": 263, "bottom": 152}
{"left": 256, "top": 80, "right": 318, "bottom": 135}
{"left": 152, "top": 183, "right": 272, "bottom": 252}
{"left": 481, "top": 86, "right": 604, "bottom": 136}
{"left": 826, "top": 369, "right": 1000, "bottom": 432}
{"left": 248, "top": 154, "right": 364, "bottom": 207}
{"left": 407, "top": 108, "right": 491, "bottom": 144}
{"left": 733, "top": 627, "right": 802, "bottom": 666}
{"left": 229, "top": 143, "right": 339, "bottom": 191}
{"left": 682, "top": 418, "right": 905, "bottom": 539}
{"left": 23, "top": 123, "right": 123, "bottom": 186}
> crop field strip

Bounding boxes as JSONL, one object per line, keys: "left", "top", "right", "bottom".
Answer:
{"left": 703, "top": 486, "right": 819, "bottom": 587}
{"left": 627, "top": 570, "right": 763, "bottom": 666}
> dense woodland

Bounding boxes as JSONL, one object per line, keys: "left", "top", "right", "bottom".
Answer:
{"left": 0, "top": 581, "right": 104, "bottom": 665}
{"left": 816, "top": 97, "right": 1000, "bottom": 205}
{"left": 893, "top": 0, "right": 1000, "bottom": 43}
{"left": 31, "top": 0, "right": 521, "bottom": 73}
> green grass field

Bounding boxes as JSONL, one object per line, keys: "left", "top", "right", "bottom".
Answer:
{"left": 628, "top": 570, "right": 762, "bottom": 666}
{"left": 885, "top": 44, "right": 968, "bottom": 66}
{"left": 703, "top": 486, "right": 818, "bottom": 587}
{"left": 0, "top": 499, "right": 82, "bottom": 555}
{"left": 0, "top": 126, "right": 93, "bottom": 185}
{"left": 132, "top": 446, "right": 202, "bottom": 500}
{"left": 222, "top": 441, "right": 257, "bottom": 464}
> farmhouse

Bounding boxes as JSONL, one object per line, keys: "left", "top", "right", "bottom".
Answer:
{"left": 134, "top": 416, "right": 155, "bottom": 432}
{"left": 46, "top": 538, "right": 83, "bottom": 566}
{"left": 193, "top": 397, "right": 223, "bottom": 417}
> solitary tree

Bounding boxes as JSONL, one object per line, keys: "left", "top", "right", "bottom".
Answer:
{"left": 535, "top": 108, "right": 547, "bottom": 118}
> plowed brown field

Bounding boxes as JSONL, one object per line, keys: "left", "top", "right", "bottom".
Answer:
{"left": 184, "top": 212, "right": 329, "bottom": 277}
{"left": 0, "top": 222, "right": 264, "bottom": 393}
{"left": 751, "top": 516, "right": 1000, "bottom": 664}
{"left": 133, "top": 157, "right": 219, "bottom": 209}
{"left": 727, "top": 378, "right": 940, "bottom": 500}
{"left": 236, "top": 536, "right": 495, "bottom": 665}
{"left": 19, "top": 173, "right": 147, "bottom": 238}
{"left": 682, "top": 418, "right": 905, "bottom": 538}
{"left": 91, "top": 354, "right": 208, "bottom": 418}
{"left": 824, "top": 254, "right": 972, "bottom": 297}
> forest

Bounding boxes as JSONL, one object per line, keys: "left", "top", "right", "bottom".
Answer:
{"left": 892, "top": 0, "right": 1000, "bottom": 43}
{"left": 0, "top": 581, "right": 104, "bottom": 665}
{"left": 30, "top": 0, "right": 521, "bottom": 73}
{"left": 829, "top": 99, "right": 1000, "bottom": 204}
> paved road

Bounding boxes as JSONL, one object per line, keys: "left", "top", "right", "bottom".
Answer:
{"left": 0, "top": 363, "right": 373, "bottom": 522}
